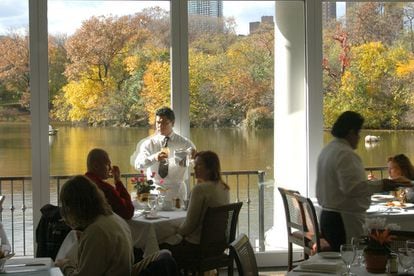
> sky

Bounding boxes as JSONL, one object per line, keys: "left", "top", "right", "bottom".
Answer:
{"left": 0, "top": 0, "right": 275, "bottom": 36}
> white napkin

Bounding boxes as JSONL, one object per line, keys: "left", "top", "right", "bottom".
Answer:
{"left": 297, "top": 261, "right": 342, "bottom": 273}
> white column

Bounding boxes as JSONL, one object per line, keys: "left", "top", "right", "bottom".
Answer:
{"left": 29, "top": 0, "right": 49, "bottom": 255}
{"left": 170, "top": 0, "right": 190, "bottom": 138}
{"left": 265, "top": 0, "right": 323, "bottom": 253}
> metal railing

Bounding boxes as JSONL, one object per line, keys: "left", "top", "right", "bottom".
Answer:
{"left": 1, "top": 166, "right": 388, "bottom": 256}
{"left": 0, "top": 170, "right": 267, "bottom": 256}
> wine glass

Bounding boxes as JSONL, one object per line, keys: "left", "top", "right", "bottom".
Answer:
{"left": 398, "top": 247, "right": 414, "bottom": 273}
{"left": 351, "top": 236, "right": 366, "bottom": 267}
{"left": 147, "top": 195, "right": 158, "bottom": 216}
{"left": 340, "top": 244, "right": 356, "bottom": 276}
{"left": 407, "top": 240, "right": 414, "bottom": 252}
{"left": 157, "top": 194, "right": 165, "bottom": 210}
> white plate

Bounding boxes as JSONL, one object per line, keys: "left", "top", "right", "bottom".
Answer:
{"left": 319, "top": 252, "right": 341, "bottom": 259}
{"left": 371, "top": 194, "right": 395, "bottom": 202}
{"left": 144, "top": 214, "right": 161, "bottom": 220}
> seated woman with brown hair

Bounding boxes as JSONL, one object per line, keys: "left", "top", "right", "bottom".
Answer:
{"left": 387, "top": 154, "right": 414, "bottom": 202}
{"left": 161, "top": 150, "right": 230, "bottom": 268}
{"left": 55, "top": 175, "right": 134, "bottom": 276}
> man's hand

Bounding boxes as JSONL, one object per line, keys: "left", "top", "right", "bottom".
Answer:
{"left": 157, "top": 151, "right": 168, "bottom": 162}
{"left": 112, "top": 166, "right": 121, "bottom": 182}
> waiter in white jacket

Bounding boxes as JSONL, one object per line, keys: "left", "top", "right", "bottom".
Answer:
{"left": 316, "top": 111, "right": 411, "bottom": 251}
{"left": 131, "top": 107, "right": 196, "bottom": 202}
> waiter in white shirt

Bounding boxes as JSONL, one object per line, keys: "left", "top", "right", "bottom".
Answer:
{"left": 316, "top": 111, "right": 411, "bottom": 251}
{"left": 131, "top": 107, "right": 196, "bottom": 202}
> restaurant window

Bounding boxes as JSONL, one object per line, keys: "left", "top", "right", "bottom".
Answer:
{"left": 0, "top": 0, "right": 31, "bottom": 255}
{"left": 47, "top": 0, "right": 171, "bottom": 200}
{"left": 187, "top": 0, "right": 275, "bottom": 251}
{"left": 322, "top": 2, "right": 414, "bottom": 169}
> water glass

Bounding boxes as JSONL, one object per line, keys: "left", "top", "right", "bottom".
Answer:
{"left": 157, "top": 194, "right": 165, "bottom": 210}
{"left": 407, "top": 240, "right": 414, "bottom": 252}
{"left": 398, "top": 247, "right": 414, "bottom": 273}
{"left": 351, "top": 237, "right": 366, "bottom": 266}
{"left": 340, "top": 244, "right": 356, "bottom": 276}
{"left": 147, "top": 195, "right": 158, "bottom": 216}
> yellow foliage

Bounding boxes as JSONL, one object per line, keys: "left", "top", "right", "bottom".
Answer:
{"left": 142, "top": 61, "right": 170, "bottom": 124}
{"left": 396, "top": 60, "right": 414, "bottom": 77}
{"left": 124, "top": 55, "right": 139, "bottom": 74}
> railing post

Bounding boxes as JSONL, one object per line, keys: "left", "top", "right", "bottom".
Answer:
{"left": 258, "top": 171, "right": 266, "bottom": 252}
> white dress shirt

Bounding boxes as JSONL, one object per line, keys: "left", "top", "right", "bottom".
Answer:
{"left": 132, "top": 131, "right": 195, "bottom": 200}
{"left": 316, "top": 138, "right": 383, "bottom": 241}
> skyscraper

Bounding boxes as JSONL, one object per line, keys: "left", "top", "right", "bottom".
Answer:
{"left": 188, "top": 1, "right": 223, "bottom": 18}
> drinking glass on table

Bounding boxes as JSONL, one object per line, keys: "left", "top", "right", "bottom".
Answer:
{"left": 398, "top": 247, "right": 414, "bottom": 273}
{"left": 340, "top": 244, "right": 356, "bottom": 276}
{"left": 147, "top": 194, "right": 158, "bottom": 216}
{"left": 351, "top": 236, "right": 366, "bottom": 267}
{"left": 406, "top": 240, "right": 414, "bottom": 252}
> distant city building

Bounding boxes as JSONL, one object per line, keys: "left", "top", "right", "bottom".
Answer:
{"left": 322, "top": 2, "right": 336, "bottom": 25}
{"left": 249, "top": 16, "right": 274, "bottom": 34}
{"left": 188, "top": 1, "right": 224, "bottom": 33}
{"left": 188, "top": 1, "right": 223, "bottom": 18}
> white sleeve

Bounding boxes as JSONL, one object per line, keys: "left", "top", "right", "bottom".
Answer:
{"left": 134, "top": 139, "right": 158, "bottom": 170}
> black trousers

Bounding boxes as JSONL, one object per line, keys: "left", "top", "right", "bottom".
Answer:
{"left": 320, "top": 210, "right": 346, "bottom": 252}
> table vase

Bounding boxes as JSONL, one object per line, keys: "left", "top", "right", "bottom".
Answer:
{"left": 137, "top": 192, "right": 150, "bottom": 202}
{"left": 364, "top": 250, "right": 388, "bottom": 273}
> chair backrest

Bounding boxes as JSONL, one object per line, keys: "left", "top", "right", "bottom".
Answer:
{"left": 0, "top": 195, "right": 5, "bottom": 218}
{"left": 199, "top": 202, "right": 243, "bottom": 257}
{"left": 230, "top": 233, "right": 259, "bottom": 276}
{"left": 293, "top": 192, "right": 322, "bottom": 253}
{"left": 389, "top": 230, "right": 414, "bottom": 252}
{"left": 278, "top": 187, "right": 322, "bottom": 256}
{"left": 278, "top": 187, "right": 304, "bottom": 237}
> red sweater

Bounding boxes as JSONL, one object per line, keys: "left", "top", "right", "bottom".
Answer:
{"left": 85, "top": 172, "right": 134, "bottom": 220}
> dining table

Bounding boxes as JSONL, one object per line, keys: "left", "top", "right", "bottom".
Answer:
{"left": 1, "top": 257, "right": 63, "bottom": 276}
{"left": 286, "top": 252, "right": 410, "bottom": 276}
{"left": 128, "top": 207, "right": 187, "bottom": 257}
{"left": 366, "top": 194, "right": 414, "bottom": 230}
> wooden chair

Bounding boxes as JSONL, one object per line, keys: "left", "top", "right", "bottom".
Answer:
{"left": 0, "top": 195, "right": 5, "bottom": 219}
{"left": 230, "top": 233, "right": 259, "bottom": 276}
{"left": 278, "top": 187, "right": 330, "bottom": 271}
{"left": 181, "top": 202, "right": 243, "bottom": 276}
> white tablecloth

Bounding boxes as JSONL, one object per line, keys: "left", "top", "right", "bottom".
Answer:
{"left": 366, "top": 202, "right": 414, "bottom": 230}
{"left": 286, "top": 253, "right": 396, "bottom": 275}
{"left": 312, "top": 197, "right": 414, "bottom": 230}
{"left": 3, "top": 257, "right": 63, "bottom": 275}
{"left": 128, "top": 209, "right": 187, "bottom": 257}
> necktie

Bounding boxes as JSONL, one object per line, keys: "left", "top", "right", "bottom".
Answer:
{"left": 158, "top": 137, "right": 169, "bottom": 178}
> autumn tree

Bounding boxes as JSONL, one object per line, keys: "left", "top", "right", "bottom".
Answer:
{"left": 324, "top": 42, "right": 413, "bottom": 128}
{"left": 0, "top": 32, "right": 30, "bottom": 108}
{"left": 345, "top": 2, "right": 404, "bottom": 46}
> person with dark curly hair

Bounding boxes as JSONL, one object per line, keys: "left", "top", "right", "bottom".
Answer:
{"left": 131, "top": 107, "right": 196, "bottom": 203}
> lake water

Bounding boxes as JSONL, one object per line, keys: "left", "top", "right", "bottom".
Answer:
{"left": 1, "top": 123, "right": 413, "bottom": 180}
